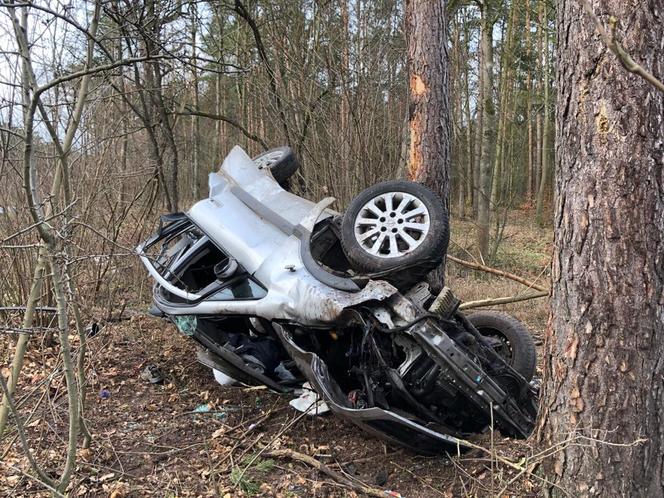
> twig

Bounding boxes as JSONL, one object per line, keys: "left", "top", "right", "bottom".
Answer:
{"left": 579, "top": 0, "right": 664, "bottom": 93}
{"left": 0, "top": 374, "right": 56, "bottom": 488}
{"left": 391, "top": 461, "right": 448, "bottom": 496}
{"left": 267, "top": 448, "right": 387, "bottom": 497}
{"left": 174, "top": 109, "right": 269, "bottom": 149}
{"left": 232, "top": 407, "right": 311, "bottom": 487}
{"left": 459, "top": 290, "right": 549, "bottom": 310}
{"left": 447, "top": 255, "right": 548, "bottom": 292}
{"left": 5, "top": 465, "right": 64, "bottom": 498}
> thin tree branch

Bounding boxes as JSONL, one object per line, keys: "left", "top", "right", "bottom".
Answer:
{"left": 447, "top": 255, "right": 549, "bottom": 292}
{"left": 34, "top": 56, "right": 165, "bottom": 98}
{"left": 459, "top": 290, "right": 549, "bottom": 310}
{"left": 0, "top": 374, "right": 56, "bottom": 488}
{"left": 266, "top": 449, "right": 386, "bottom": 497}
{"left": 175, "top": 109, "right": 269, "bottom": 150}
{"left": 580, "top": 0, "right": 664, "bottom": 93}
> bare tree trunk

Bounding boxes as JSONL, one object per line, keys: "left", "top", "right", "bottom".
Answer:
{"left": 340, "top": 0, "right": 351, "bottom": 195}
{"left": 461, "top": 14, "right": 474, "bottom": 215}
{"left": 476, "top": 4, "right": 495, "bottom": 260}
{"left": 525, "top": 1, "right": 534, "bottom": 202}
{"left": 535, "top": 0, "right": 550, "bottom": 226}
{"left": 540, "top": 0, "right": 664, "bottom": 495}
{"left": 190, "top": 1, "right": 201, "bottom": 199}
{"left": 472, "top": 17, "right": 484, "bottom": 217}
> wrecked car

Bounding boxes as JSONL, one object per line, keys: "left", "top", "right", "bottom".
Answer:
{"left": 137, "top": 145, "right": 538, "bottom": 454}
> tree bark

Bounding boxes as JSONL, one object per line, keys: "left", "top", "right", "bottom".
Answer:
{"left": 405, "top": 0, "right": 450, "bottom": 205}
{"left": 476, "top": 4, "right": 495, "bottom": 260}
{"left": 405, "top": 0, "right": 450, "bottom": 287}
{"left": 540, "top": 1, "right": 664, "bottom": 496}
{"left": 190, "top": 1, "right": 201, "bottom": 199}
{"left": 535, "top": 0, "right": 550, "bottom": 226}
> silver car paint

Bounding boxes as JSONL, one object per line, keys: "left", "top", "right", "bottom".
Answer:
{"left": 140, "top": 146, "right": 398, "bottom": 324}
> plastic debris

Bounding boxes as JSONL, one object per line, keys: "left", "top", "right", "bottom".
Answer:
{"left": 192, "top": 403, "right": 228, "bottom": 420}
{"left": 172, "top": 315, "right": 197, "bottom": 336}
{"left": 213, "top": 368, "right": 237, "bottom": 386}
{"left": 289, "top": 382, "right": 330, "bottom": 416}
{"left": 99, "top": 389, "right": 111, "bottom": 400}
{"left": 193, "top": 404, "right": 211, "bottom": 413}
{"left": 140, "top": 364, "right": 164, "bottom": 384}
{"left": 85, "top": 322, "right": 100, "bottom": 337}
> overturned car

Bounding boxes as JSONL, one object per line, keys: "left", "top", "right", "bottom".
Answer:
{"left": 137, "top": 146, "right": 538, "bottom": 454}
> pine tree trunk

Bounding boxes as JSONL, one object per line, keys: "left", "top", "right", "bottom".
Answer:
{"left": 540, "top": 1, "right": 664, "bottom": 495}
{"left": 405, "top": 0, "right": 450, "bottom": 203}
{"left": 405, "top": 0, "right": 450, "bottom": 287}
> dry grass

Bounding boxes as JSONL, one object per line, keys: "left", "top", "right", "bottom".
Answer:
{"left": 448, "top": 208, "right": 552, "bottom": 340}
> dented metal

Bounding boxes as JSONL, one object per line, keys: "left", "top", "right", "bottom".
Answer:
{"left": 137, "top": 146, "right": 538, "bottom": 454}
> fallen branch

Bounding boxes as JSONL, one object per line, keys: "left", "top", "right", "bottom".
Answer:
{"left": 459, "top": 291, "right": 549, "bottom": 310}
{"left": 447, "top": 255, "right": 548, "bottom": 292}
{"left": 266, "top": 448, "right": 387, "bottom": 498}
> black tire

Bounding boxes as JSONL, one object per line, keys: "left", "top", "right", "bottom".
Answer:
{"left": 340, "top": 181, "right": 449, "bottom": 283}
{"left": 252, "top": 146, "right": 299, "bottom": 186}
{"left": 466, "top": 311, "right": 537, "bottom": 381}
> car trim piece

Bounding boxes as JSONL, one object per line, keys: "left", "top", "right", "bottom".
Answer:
{"left": 296, "top": 227, "right": 360, "bottom": 292}
{"left": 136, "top": 242, "right": 203, "bottom": 301}
{"left": 409, "top": 320, "right": 536, "bottom": 438}
{"left": 230, "top": 185, "right": 296, "bottom": 235}
{"left": 229, "top": 185, "right": 361, "bottom": 292}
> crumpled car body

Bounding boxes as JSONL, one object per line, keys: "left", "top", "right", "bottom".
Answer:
{"left": 138, "top": 146, "right": 538, "bottom": 454}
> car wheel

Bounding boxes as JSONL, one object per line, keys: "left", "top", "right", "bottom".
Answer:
{"left": 253, "top": 146, "right": 299, "bottom": 186}
{"left": 340, "top": 181, "right": 449, "bottom": 283}
{"left": 466, "top": 311, "right": 537, "bottom": 381}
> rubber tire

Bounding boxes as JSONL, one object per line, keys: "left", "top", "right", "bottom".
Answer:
{"left": 340, "top": 181, "right": 449, "bottom": 278}
{"left": 252, "top": 146, "right": 299, "bottom": 186}
{"left": 466, "top": 311, "right": 536, "bottom": 381}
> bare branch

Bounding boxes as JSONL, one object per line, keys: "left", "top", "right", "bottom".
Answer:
{"left": 0, "top": 374, "right": 56, "bottom": 488}
{"left": 580, "top": 0, "right": 664, "bottom": 93}
{"left": 174, "top": 109, "right": 269, "bottom": 150}
{"left": 459, "top": 290, "right": 549, "bottom": 310}
{"left": 447, "top": 255, "right": 549, "bottom": 292}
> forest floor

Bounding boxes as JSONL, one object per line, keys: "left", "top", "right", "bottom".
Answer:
{"left": 1, "top": 207, "right": 553, "bottom": 498}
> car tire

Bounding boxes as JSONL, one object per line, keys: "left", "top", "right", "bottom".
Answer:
{"left": 252, "top": 146, "right": 299, "bottom": 186}
{"left": 340, "top": 181, "right": 449, "bottom": 284}
{"left": 466, "top": 311, "right": 537, "bottom": 381}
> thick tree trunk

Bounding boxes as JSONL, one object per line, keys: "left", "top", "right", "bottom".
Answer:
{"left": 405, "top": 0, "right": 450, "bottom": 287}
{"left": 405, "top": 0, "right": 450, "bottom": 204}
{"left": 540, "top": 1, "right": 664, "bottom": 496}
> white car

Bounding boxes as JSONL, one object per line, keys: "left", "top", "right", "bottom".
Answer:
{"left": 137, "top": 146, "right": 538, "bottom": 454}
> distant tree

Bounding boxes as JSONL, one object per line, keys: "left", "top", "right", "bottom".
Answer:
{"left": 540, "top": 1, "right": 664, "bottom": 495}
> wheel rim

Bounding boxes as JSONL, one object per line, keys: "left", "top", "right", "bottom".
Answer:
{"left": 479, "top": 327, "right": 514, "bottom": 362}
{"left": 254, "top": 150, "right": 283, "bottom": 169}
{"left": 353, "top": 191, "right": 431, "bottom": 259}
